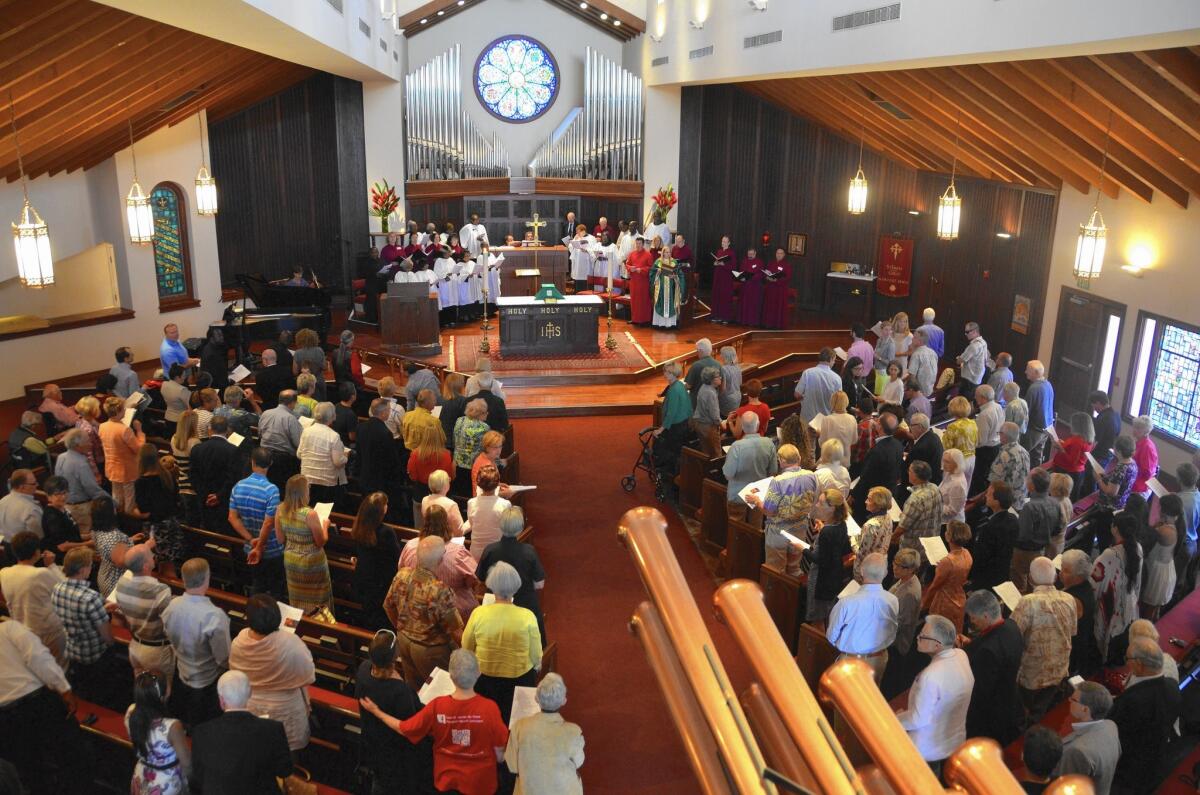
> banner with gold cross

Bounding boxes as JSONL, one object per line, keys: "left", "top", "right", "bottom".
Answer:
{"left": 877, "top": 236, "right": 913, "bottom": 297}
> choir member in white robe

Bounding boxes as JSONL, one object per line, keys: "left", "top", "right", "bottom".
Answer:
{"left": 566, "top": 225, "right": 596, "bottom": 291}
{"left": 460, "top": 214, "right": 489, "bottom": 258}
{"left": 618, "top": 223, "right": 638, "bottom": 277}
{"left": 590, "top": 234, "right": 623, "bottom": 295}
{"left": 478, "top": 245, "right": 503, "bottom": 301}
{"left": 455, "top": 257, "right": 477, "bottom": 310}
{"left": 432, "top": 251, "right": 459, "bottom": 312}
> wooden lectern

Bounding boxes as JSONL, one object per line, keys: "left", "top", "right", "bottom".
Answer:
{"left": 380, "top": 283, "right": 441, "bottom": 356}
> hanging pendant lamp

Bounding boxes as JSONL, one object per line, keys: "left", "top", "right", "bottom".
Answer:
{"left": 8, "top": 92, "right": 54, "bottom": 287}
{"left": 126, "top": 120, "right": 153, "bottom": 244}
{"left": 1073, "top": 113, "right": 1113, "bottom": 288}
{"left": 936, "top": 113, "right": 962, "bottom": 240}
{"left": 848, "top": 123, "right": 868, "bottom": 215}
{"left": 195, "top": 112, "right": 217, "bottom": 216}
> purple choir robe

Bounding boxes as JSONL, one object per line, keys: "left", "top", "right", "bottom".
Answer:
{"left": 710, "top": 247, "right": 738, "bottom": 322}
{"left": 737, "top": 256, "right": 765, "bottom": 326}
{"left": 760, "top": 258, "right": 792, "bottom": 329}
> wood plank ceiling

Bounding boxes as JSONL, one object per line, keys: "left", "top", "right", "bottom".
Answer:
{"left": 399, "top": 0, "right": 643, "bottom": 42}
{"left": 0, "top": 0, "right": 313, "bottom": 182}
{"left": 742, "top": 47, "right": 1200, "bottom": 209}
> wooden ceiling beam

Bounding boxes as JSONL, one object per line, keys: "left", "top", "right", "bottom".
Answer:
{"left": 786, "top": 79, "right": 949, "bottom": 172}
{"left": 1133, "top": 49, "right": 1200, "bottom": 105}
{"left": 0, "top": 1, "right": 109, "bottom": 74}
{"left": 742, "top": 82, "right": 934, "bottom": 172}
{"left": 2, "top": 44, "right": 251, "bottom": 177}
{"left": 0, "top": 8, "right": 133, "bottom": 97}
{"left": 1048, "top": 56, "right": 1200, "bottom": 166}
{"left": 0, "top": 0, "right": 81, "bottom": 52}
{"left": 1007, "top": 58, "right": 1200, "bottom": 198}
{"left": 987, "top": 60, "right": 1189, "bottom": 208}
{"left": 819, "top": 76, "right": 992, "bottom": 177}
{"left": 10, "top": 49, "right": 262, "bottom": 181}
{"left": 0, "top": 37, "right": 215, "bottom": 166}
{"left": 853, "top": 71, "right": 1043, "bottom": 187}
{"left": 1091, "top": 52, "right": 1200, "bottom": 137}
{"left": 911, "top": 68, "right": 1089, "bottom": 195}
{"left": 7, "top": 25, "right": 194, "bottom": 130}
{"left": 67, "top": 61, "right": 308, "bottom": 174}
{"left": 951, "top": 64, "right": 1151, "bottom": 201}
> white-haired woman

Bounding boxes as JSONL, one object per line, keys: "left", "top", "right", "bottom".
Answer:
{"left": 331, "top": 329, "right": 365, "bottom": 389}
{"left": 505, "top": 672, "right": 585, "bottom": 794}
{"left": 419, "top": 469, "right": 464, "bottom": 537}
{"left": 940, "top": 448, "right": 968, "bottom": 524}
{"left": 1131, "top": 415, "right": 1159, "bottom": 498}
{"left": 718, "top": 346, "right": 742, "bottom": 416}
{"left": 463, "top": 561, "right": 542, "bottom": 725}
{"left": 296, "top": 401, "right": 347, "bottom": 507}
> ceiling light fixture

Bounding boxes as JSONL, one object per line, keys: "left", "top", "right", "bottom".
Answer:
{"left": 125, "top": 119, "right": 153, "bottom": 245}
{"left": 7, "top": 91, "right": 53, "bottom": 287}
{"left": 195, "top": 112, "right": 217, "bottom": 216}
{"left": 600, "top": 12, "right": 608, "bottom": 20}
{"left": 1073, "top": 112, "right": 1113, "bottom": 288}
{"left": 936, "top": 112, "right": 962, "bottom": 241}
{"left": 614, "top": 19, "right": 621, "bottom": 26}
{"left": 848, "top": 122, "right": 867, "bottom": 215}
{"left": 579, "top": 1, "right": 587, "bottom": 7}
{"left": 437, "top": 9, "right": 444, "bottom": 15}
{"left": 995, "top": 232, "right": 1012, "bottom": 239}
{"left": 419, "top": 17, "right": 427, "bottom": 23}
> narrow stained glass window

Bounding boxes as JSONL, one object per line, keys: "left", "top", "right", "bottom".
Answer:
{"left": 150, "top": 183, "right": 196, "bottom": 309}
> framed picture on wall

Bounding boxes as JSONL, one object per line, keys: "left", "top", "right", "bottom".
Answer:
{"left": 1011, "top": 294, "right": 1032, "bottom": 335}
{"left": 787, "top": 233, "right": 807, "bottom": 256}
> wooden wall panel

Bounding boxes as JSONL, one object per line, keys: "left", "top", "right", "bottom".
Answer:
{"left": 679, "top": 84, "right": 1058, "bottom": 367}
{"left": 210, "top": 73, "right": 367, "bottom": 291}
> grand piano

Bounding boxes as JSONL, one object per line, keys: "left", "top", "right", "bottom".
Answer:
{"left": 212, "top": 274, "right": 332, "bottom": 361}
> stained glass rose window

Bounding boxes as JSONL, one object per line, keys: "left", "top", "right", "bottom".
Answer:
{"left": 474, "top": 36, "right": 558, "bottom": 122}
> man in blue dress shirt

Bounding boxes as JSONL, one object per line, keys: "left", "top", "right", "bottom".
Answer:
{"left": 826, "top": 553, "right": 898, "bottom": 683}
{"left": 1023, "top": 360, "right": 1056, "bottom": 468}
{"left": 917, "top": 307, "right": 945, "bottom": 359}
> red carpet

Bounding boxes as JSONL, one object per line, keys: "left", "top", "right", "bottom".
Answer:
{"left": 518, "top": 415, "right": 753, "bottom": 795}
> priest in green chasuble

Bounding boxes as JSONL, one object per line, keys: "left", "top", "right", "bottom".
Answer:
{"left": 651, "top": 254, "right": 683, "bottom": 328}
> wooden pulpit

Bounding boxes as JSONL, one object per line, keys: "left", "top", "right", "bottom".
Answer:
{"left": 380, "top": 283, "right": 441, "bottom": 356}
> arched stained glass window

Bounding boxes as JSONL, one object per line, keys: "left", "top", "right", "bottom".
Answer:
{"left": 474, "top": 36, "right": 558, "bottom": 123}
{"left": 151, "top": 183, "right": 198, "bottom": 311}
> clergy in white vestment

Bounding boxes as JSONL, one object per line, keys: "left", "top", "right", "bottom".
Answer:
{"left": 461, "top": 214, "right": 489, "bottom": 258}
{"left": 644, "top": 215, "right": 672, "bottom": 257}
{"left": 589, "top": 235, "right": 623, "bottom": 295}
{"left": 432, "top": 250, "right": 459, "bottom": 310}
{"left": 617, "top": 223, "right": 638, "bottom": 277}
{"left": 566, "top": 225, "right": 596, "bottom": 290}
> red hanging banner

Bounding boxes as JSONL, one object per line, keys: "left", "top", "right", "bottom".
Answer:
{"left": 877, "top": 236, "right": 914, "bottom": 297}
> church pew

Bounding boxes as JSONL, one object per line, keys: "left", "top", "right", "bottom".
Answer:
{"left": 795, "top": 623, "right": 840, "bottom": 700}
{"left": 759, "top": 563, "right": 803, "bottom": 654}
{"left": 720, "top": 516, "right": 765, "bottom": 582}
{"left": 698, "top": 478, "right": 731, "bottom": 554}
{"left": 676, "top": 446, "right": 723, "bottom": 519}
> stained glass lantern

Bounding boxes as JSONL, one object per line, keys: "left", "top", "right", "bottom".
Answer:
{"left": 475, "top": 36, "right": 559, "bottom": 122}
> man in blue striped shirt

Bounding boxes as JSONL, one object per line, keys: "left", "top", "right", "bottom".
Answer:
{"left": 228, "top": 448, "right": 284, "bottom": 601}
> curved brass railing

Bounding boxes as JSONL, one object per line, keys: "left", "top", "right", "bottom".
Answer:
{"left": 618, "top": 506, "right": 1096, "bottom": 795}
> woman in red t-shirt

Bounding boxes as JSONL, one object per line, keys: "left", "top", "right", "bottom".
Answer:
{"left": 361, "top": 648, "right": 508, "bottom": 795}
{"left": 408, "top": 422, "right": 454, "bottom": 522}
{"left": 727, "top": 378, "right": 771, "bottom": 439}
{"left": 1048, "top": 411, "right": 1096, "bottom": 499}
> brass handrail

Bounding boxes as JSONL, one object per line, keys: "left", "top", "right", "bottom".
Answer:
{"left": 714, "top": 580, "right": 867, "bottom": 795}
{"left": 618, "top": 507, "right": 773, "bottom": 795}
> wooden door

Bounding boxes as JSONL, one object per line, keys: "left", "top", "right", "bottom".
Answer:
{"left": 1049, "top": 287, "right": 1126, "bottom": 417}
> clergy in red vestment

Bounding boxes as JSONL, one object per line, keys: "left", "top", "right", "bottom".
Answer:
{"left": 593, "top": 216, "right": 612, "bottom": 240}
{"left": 737, "top": 248, "right": 766, "bottom": 326}
{"left": 760, "top": 248, "right": 793, "bottom": 329}
{"left": 710, "top": 235, "right": 738, "bottom": 323}
{"left": 625, "top": 236, "right": 654, "bottom": 324}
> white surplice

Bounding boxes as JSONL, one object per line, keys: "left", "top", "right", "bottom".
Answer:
{"left": 460, "top": 223, "right": 489, "bottom": 258}
{"left": 432, "top": 256, "right": 458, "bottom": 309}
{"left": 567, "top": 234, "right": 596, "bottom": 282}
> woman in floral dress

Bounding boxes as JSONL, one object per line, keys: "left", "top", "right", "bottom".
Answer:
{"left": 125, "top": 671, "right": 190, "bottom": 794}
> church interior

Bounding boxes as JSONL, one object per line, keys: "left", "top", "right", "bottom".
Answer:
{"left": 1, "top": 0, "right": 1200, "bottom": 793}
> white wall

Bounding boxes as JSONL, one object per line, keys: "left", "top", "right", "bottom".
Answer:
{"left": 638, "top": 0, "right": 1200, "bottom": 86}
{"left": 0, "top": 113, "right": 227, "bottom": 401}
{"left": 403, "top": 0, "right": 626, "bottom": 170}
{"left": 1039, "top": 187, "right": 1200, "bottom": 473}
{"left": 641, "top": 84, "right": 680, "bottom": 222}
{"left": 363, "top": 80, "right": 409, "bottom": 234}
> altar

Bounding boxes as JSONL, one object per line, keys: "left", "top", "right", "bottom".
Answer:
{"left": 497, "top": 294, "right": 602, "bottom": 356}
{"left": 492, "top": 246, "right": 570, "bottom": 297}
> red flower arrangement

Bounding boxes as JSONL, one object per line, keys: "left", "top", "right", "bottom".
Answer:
{"left": 652, "top": 184, "right": 678, "bottom": 216}
{"left": 370, "top": 179, "right": 400, "bottom": 232}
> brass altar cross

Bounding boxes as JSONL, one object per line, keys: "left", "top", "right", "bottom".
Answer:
{"left": 525, "top": 213, "right": 546, "bottom": 245}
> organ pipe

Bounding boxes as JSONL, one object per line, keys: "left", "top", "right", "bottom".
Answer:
{"left": 527, "top": 46, "right": 642, "bottom": 180}
{"left": 404, "top": 45, "right": 509, "bottom": 181}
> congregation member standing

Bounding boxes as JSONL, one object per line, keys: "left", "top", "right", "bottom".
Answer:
{"left": 962, "top": 590, "right": 1023, "bottom": 746}
{"left": 1059, "top": 682, "right": 1121, "bottom": 795}
{"left": 920, "top": 521, "right": 972, "bottom": 632}
{"left": 955, "top": 321, "right": 988, "bottom": 400}
{"left": 971, "top": 385, "right": 1005, "bottom": 496}
{"left": 825, "top": 553, "right": 897, "bottom": 683}
{"left": 1023, "top": 360, "right": 1055, "bottom": 468}
{"left": 1129, "top": 415, "right": 1160, "bottom": 499}
{"left": 745, "top": 444, "right": 817, "bottom": 577}
{"left": 968, "top": 482, "right": 1018, "bottom": 590}
{"left": 190, "top": 416, "right": 243, "bottom": 532}
{"left": 0, "top": 531, "right": 66, "bottom": 665}
{"left": 916, "top": 308, "right": 945, "bottom": 359}
{"left": 1109, "top": 639, "right": 1180, "bottom": 792}
{"left": 722, "top": 412, "right": 778, "bottom": 522}
{"left": 907, "top": 330, "right": 938, "bottom": 397}
{"left": 893, "top": 461, "right": 942, "bottom": 566}
{"left": 162, "top": 558, "right": 231, "bottom": 727}
{"left": 115, "top": 543, "right": 175, "bottom": 679}
{"left": 1011, "top": 557, "right": 1077, "bottom": 723}
{"left": 505, "top": 673, "right": 585, "bottom": 795}
{"left": 230, "top": 448, "right": 286, "bottom": 601}
{"left": 276, "top": 475, "right": 334, "bottom": 619}
{"left": 896, "top": 615, "right": 973, "bottom": 772}
{"left": 352, "top": 632, "right": 430, "bottom": 794}
{"left": 160, "top": 323, "right": 200, "bottom": 375}
{"left": 385, "top": 536, "right": 465, "bottom": 688}
{"left": 795, "top": 348, "right": 843, "bottom": 424}
{"left": 1060, "top": 549, "right": 1099, "bottom": 677}
{"left": 99, "top": 396, "right": 145, "bottom": 514}
{"left": 1012, "top": 469, "right": 1058, "bottom": 592}
{"left": 190, "top": 670, "right": 293, "bottom": 795}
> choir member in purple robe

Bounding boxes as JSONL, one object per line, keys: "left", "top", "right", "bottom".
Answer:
{"left": 737, "top": 247, "right": 766, "bottom": 326}
{"left": 670, "top": 234, "right": 693, "bottom": 268}
{"left": 710, "top": 235, "right": 738, "bottom": 323}
{"left": 379, "top": 232, "right": 403, "bottom": 265}
{"left": 761, "top": 248, "right": 793, "bottom": 329}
